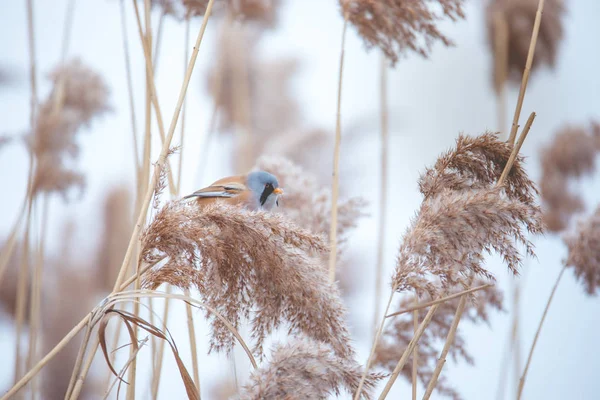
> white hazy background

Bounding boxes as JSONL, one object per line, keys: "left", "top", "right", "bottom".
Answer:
{"left": 1, "top": 0, "right": 600, "bottom": 399}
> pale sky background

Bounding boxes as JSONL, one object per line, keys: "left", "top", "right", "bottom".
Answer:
{"left": 1, "top": 0, "right": 600, "bottom": 399}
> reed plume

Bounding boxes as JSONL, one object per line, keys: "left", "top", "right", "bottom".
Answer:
{"left": 26, "top": 58, "right": 110, "bottom": 197}
{"left": 540, "top": 122, "right": 600, "bottom": 232}
{"left": 140, "top": 201, "right": 356, "bottom": 359}
{"left": 154, "top": 0, "right": 280, "bottom": 25}
{"left": 240, "top": 337, "right": 383, "bottom": 400}
{"left": 564, "top": 206, "right": 600, "bottom": 295}
{"left": 375, "top": 281, "right": 503, "bottom": 400}
{"left": 486, "top": 0, "right": 565, "bottom": 89}
{"left": 340, "top": 0, "right": 465, "bottom": 65}
{"left": 394, "top": 133, "right": 542, "bottom": 297}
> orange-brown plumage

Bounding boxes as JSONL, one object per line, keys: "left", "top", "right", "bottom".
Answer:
{"left": 184, "top": 171, "right": 283, "bottom": 210}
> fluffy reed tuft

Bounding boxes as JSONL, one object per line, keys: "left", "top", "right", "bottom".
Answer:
{"left": 540, "top": 122, "right": 600, "bottom": 232}
{"left": 375, "top": 281, "right": 503, "bottom": 400}
{"left": 154, "top": 0, "right": 280, "bottom": 25}
{"left": 140, "top": 201, "right": 355, "bottom": 359}
{"left": 340, "top": 0, "right": 465, "bottom": 65}
{"left": 564, "top": 206, "right": 600, "bottom": 295}
{"left": 26, "top": 59, "right": 110, "bottom": 198}
{"left": 393, "top": 133, "right": 542, "bottom": 297}
{"left": 486, "top": 0, "right": 565, "bottom": 89}
{"left": 240, "top": 337, "right": 383, "bottom": 400}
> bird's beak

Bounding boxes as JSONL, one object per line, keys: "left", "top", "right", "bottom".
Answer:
{"left": 273, "top": 188, "right": 284, "bottom": 195}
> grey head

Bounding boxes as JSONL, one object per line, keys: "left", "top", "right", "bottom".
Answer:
{"left": 246, "top": 170, "right": 283, "bottom": 210}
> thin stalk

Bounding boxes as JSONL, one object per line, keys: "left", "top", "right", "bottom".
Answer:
{"left": 150, "top": 286, "right": 171, "bottom": 400}
{"left": 328, "top": 17, "right": 348, "bottom": 283}
{"left": 70, "top": 1, "right": 218, "bottom": 393}
{"left": 119, "top": 0, "right": 141, "bottom": 178}
{"left": 132, "top": 0, "right": 177, "bottom": 196}
{"left": 499, "top": 112, "right": 535, "bottom": 184}
{"left": 422, "top": 295, "right": 468, "bottom": 400}
{"left": 377, "top": 303, "right": 441, "bottom": 399}
{"left": 14, "top": 196, "right": 34, "bottom": 385}
{"left": 25, "top": 194, "right": 50, "bottom": 395}
{"left": 184, "top": 289, "right": 201, "bottom": 392}
{"left": 493, "top": 9, "right": 508, "bottom": 139}
{"left": 177, "top": 17, "right": 190, "bottom": 194}
{"left": 512, "top": 279, "right": 522, "bottom": 400}
{"left": 385, "top": 284, "right": 493, "bottom": 318}
{"left": 354, "top": 293, "right": 394, "bottom": 400}
{"left": 69, "top": 336, "right": 100, "bottom": 400}
{"left": 517, "top": 266, "right": 566, "bottom": 400}
{"left": 103, "top": 337, "right": 149, "bottom": 399}
{"left": 152, "top": 11, "right": 166, "bottom": 72}
{"left": 508, "top": 0, "right": 545, "bottom": 144}
{"left": 412, "top": 295, "right": 418, "bottom": 400}
{"left": 26, "top": 0, "right": 37, "bottom": 126}
{"left": 373, "top": 53, "right": 388, "bottom": 330}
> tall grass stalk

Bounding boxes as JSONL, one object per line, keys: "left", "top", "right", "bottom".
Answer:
{"left": 508, "top": 0, "right": 546, "bottom": 144}
{"left": 328, "top": 16, "right": 348, "bottom": 283}
{"left": 517, "top": 265, "right": 566, "bottom": 399}
{"left": 373, "top": 54, "right": 388, "bottom": 329}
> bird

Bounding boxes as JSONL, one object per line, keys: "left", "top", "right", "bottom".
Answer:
{"left": 183, "top": 170, "right": 283, "bottom": 210}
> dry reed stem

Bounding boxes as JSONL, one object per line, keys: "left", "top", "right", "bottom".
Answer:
{"left": 184, "top": 289, "right": 201, "bottom": 393}
{"left": 150, "top": 286, "right": 172, "bottom": 399}
{"left": 119, "top": 0, "right": 141, "bottom": 177}
{"left": 2, "top": 262, "right": 158, "bottom": 399}
{"left": 517, "top": 265, "right": 566, "bottom": 399}
{"left": 25, "top": 194, "right": 49, "bottom": 392}
{"left": 377, "top": 303, "right": 441, "bottom": 399}
{"left": 13, "top": 197, "right": 33, "bottom": 386}
{"left": 501, "top": 112, "right": 536, "bottom": 183}
{"left": 177, "top": 17, "right": 191, "bottom": 193}
{"left": 152, "top": 11, "right": 166, "bottom": 71}
{"left": 65, "top": 3, "right": 216, "bottom": 395}
{"left": 354, "top": 293, "right": 394, "bottom": 400}
{"left": 412, "top": 294, "right": 418, "bottom": 400}
{"left": 493, "top": 9, "right": 508, "bottom": 138}
{"left": 422, "top": 294, "right": 467, "bottom": 400}
{"left": 373, "top": 53, "right": 388, "bottom": 330}
{"left": 329, "top": 16, "right": 348, "bottom": 283}
{"left": 508, "top": 0, "right": 545, "bottom": 144}
{"left": 132, "top": 0, "right": 178, "bottom": 196}
{"left": 385, "top": 284, "right": 494, "bottom": 318}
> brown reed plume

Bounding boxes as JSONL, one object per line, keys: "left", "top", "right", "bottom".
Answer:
{"left": 240, "top": 337, "right": 383, "bottom": 400}
{"left": 140, "top": 201, "right": 356, "bottom": 359}
{"left": 153, "top": 0, "right": 280, "bottom": 25}
{"left": 564, "top": 206, "right": 600, "bottom": 295}
{"left": 540, "top": 122, "right": 600, "bottom": 232}
{"left": 486, "top": 0, "right": 565, "bottom": 89}
{"left": 340, "top": 0, "right": 465, "bottom": 65}
{"left": 394, "top": 133, "right": 543, "bottom": 297}
{"left": 26, "top": 58, "right": 110, "bottom": 197}
{"left": 375, "top": 281, "right": 503, "bottom": 400}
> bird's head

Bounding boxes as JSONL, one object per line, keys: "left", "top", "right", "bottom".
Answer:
{"left": 247, "top": 170, "right": 283, "bottom": 210}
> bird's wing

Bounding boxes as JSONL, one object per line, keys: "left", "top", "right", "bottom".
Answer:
{"left": 183, "top": 178, "right": 247, "bottom": 200}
